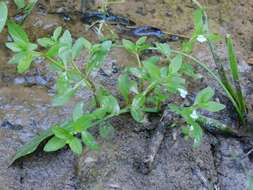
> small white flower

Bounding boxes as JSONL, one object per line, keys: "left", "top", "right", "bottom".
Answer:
{"left": 190, "top": 110, "right": 199, "bottom": 119}
{"left": 189, "top": 125, "right": 194, "bottom": 131}
{"left": 197, "top": 35, "right": 207, "bottom": 43}
{"left": 178, "top": 88, "right": 188, "bottom": 98}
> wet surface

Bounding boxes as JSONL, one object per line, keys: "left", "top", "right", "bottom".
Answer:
{"left": 0, "top": 0, "right": 253, "bottom": 189}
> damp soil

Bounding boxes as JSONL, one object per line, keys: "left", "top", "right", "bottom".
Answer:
{"left": 1, "top": 0, "right": 253, "bottom": 190}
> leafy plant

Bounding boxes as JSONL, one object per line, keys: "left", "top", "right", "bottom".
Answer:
{"left": 189, "top": 0, "right": 247, "bottom": 126}
{"left": 8, "top": 1, "right": 246, "bottom": 164}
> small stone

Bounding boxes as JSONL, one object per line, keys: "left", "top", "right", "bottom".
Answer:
{"left": 247, "top": 57, "right": 253, "bottom": 65}
{"left": 84, "top": 157, "right": 96, "bottom": 164}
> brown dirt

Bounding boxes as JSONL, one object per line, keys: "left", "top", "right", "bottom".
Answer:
{"left": 0, "top": 0, "right": 253, "bottom": 190}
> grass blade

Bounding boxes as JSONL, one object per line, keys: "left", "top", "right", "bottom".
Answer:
{"left": 0, "top": 1, "right": 8, "bottom": 32}
{"left": 226, "top": 35, "right": 247, "bottom": 113}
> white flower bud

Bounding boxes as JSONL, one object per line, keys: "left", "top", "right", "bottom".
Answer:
{"left": 178, "top": 88, "right": 188, "bottom": 98}
{"left": 197, "top": 35, "right": 207, "bottom": 43}
{"left": 190, "top": 110, "right": 199, "bottom": 119}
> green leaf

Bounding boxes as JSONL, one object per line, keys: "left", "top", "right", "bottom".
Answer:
{"left": 8, "top": 52, "right": 26, "bottom": 64}
{"left": 72, "top": 102, "right": 84, "bottom": 121}
{"left": 14, "top": 0, "right": 26, "bottom": 9}
{"left": 226, "top": 35, "right": 239, "bottom": 81}
{"left": 118, "top": 74, "right": 130, "bottom": 102}
{"left": 52, "top": 26, "right": 62, "bottom": 41}
{"left": 72, "top": 37, "right": 88, "bottom": 59}
{"left": 37, "top": 37, "right": 55, "bottom": 48}
{"left": 182, "top": 123, "right": 203, "bottom": 147}
{"left": 17, "top": 53, "right": 33, "bottom": 73}
{"left": 0, "top": 1, "right": 8, "bottom": 32}
{"left": 136, "top": 36, "right": 147, "bottom": 45}
{"left": 52, "top": 88, "right": 75, "bottom": 106}
{"left": 43, "top": 136, "right": 66, "bottom": 152}
{"left": 7, "top": 21, "right": 29, "bottom": 46}
{"left": 9, "top": 127, "right": 54, "bottom": 166}
{"left": 89, "top": 108, "right": 107, "bottom": 120}
{"left": 180, "top": 63, "right": 196, "bottom": 78}
{"left": 58, "top": 47, "right": 72, "bottom": 66}
{"left": 59, "top": 30, "right": 72, "bottom": 47}
{"left": 156, "top": 43, "right": 171, "bottom": 57}
{"left": 118, "top": 74, "right": 138, "bottom": 102}
{"left": 27, "top": 43, "right": 38, "bottom": 51}
{"left": 131, "top": 94, "right": 145, "bottom": 123}
{"left": 193, "top": 9, "right": 204, "bottom": 35}
{"left": 86, "top": 41, "right": 112, "bottom": 73}
{"left": 46, "top": 43, "right": 61, "bottom": 57}
{"left": 182, "top": 41, "right": 195, "bottom": 54}
{"left": 128, "top": 67, "right": 145, "bottom": 79}
{"left": 5, "top": 42, "right": 23, "bottom": 52}
{"left": 100, "top": 95, "right": 120, "bottom": 115}
{"left": 201, "top": 101, "right": 225, "bottom": 112}
{"left": 192, "top": 123, "right": 203, "bottom": 147}
{"left": 207, "top": 33, "right": 222, "bottom": 42}
{"left": 226, "top": 35, "right": 247, "bottom": 116}
{"left": 71, "top": 114, "right": 92, "bottom": 132}
{"left": 164, "top": 74, "right": 185, "bottom": 93}
{"left": 52, "top": 126, "right": 72, "bottom": 140}
{"left": 122, "top": 39, "right": 136, "bottom": 53}
{"left": 9, "top": 121, "right": 72, "bottom": 165}
{"left": 143, "top": 56, "right": 160, "bottom": 80}
{"left": 194, "top": 87, "right": 214, "bottom": 105}
{"left": 169, "top": 55, "right": 182, "bottom": 74}
{"left": 68, "top": 137, "right": 83, "bottom": 155}
{"left": 81, "top": 131, "right": 99, "bottom": 150}
{"left": 55, "top": 73, "right": 70, "bottom": 94}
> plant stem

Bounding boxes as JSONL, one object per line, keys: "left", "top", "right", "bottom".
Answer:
{"left": 44, "top": 55, "right": 65, "bottom": 70}
{"left": 135, "top": 52, "right": 145, "bottom": 91}
{"left": 135, "top": 53, "right": 142, "bottom": 68}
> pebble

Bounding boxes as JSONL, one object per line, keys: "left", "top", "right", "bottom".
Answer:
{"left": 247, "top": 57, "right": 253, "bottom": 65}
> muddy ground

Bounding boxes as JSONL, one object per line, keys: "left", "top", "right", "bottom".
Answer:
{"left": 1, "top": 0, "right": 253, "bottom": 189}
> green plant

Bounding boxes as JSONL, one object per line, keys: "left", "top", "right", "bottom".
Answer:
{"left": 6, "top": 19, "right": 227, "bottom": 165}
{"left": 189, "top": 0, "right": 247, "bottom": 126}
{"left": 7, "top": 1, "right": 247, "bottom": 164}
{"left": 0, "top": 0, "right": 38, "bottom": 33}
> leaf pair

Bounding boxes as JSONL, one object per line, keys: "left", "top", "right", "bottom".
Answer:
{"left": 122, "top": 36, "right": 150, "bottom": 54}
{"left": 194, "top": 87, "right": 225, "bottom": 112}
{"left": 6, "top": 21, "right": 39, "bottom": 73}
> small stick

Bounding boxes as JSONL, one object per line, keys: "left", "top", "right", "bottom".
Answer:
{"left": 142, "top": 121, "right": 167, "bottom": 174}
{"left": 140, "top": 110, "right": 175, "bottom": 174}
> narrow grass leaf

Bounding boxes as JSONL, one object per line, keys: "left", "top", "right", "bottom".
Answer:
{"left": 0, "top": 2, "right": 8, "bottom": 32}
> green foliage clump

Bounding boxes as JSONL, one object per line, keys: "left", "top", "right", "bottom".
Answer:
{"left": 4, "top": 0, "right": 247, "bottom": 165}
